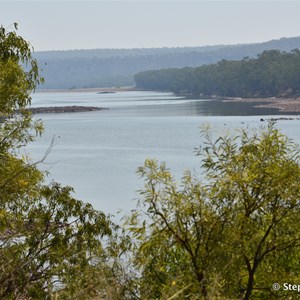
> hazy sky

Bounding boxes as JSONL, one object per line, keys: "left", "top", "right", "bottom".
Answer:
{"left": 1, "top": 1, "right": 300, "bottom": 51}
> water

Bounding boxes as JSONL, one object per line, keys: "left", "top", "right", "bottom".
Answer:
{"left": 28, "top": 91, "right": 300, "bottom": 215}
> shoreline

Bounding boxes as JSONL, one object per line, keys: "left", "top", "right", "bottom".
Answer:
{"left": 222, "top": 97, "right": 300, "bottom": 113}
{"left": 25, "top": 106, "right": 108, "bottom": 114}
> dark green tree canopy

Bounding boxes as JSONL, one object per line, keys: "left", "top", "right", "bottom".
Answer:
{"left": 134, "top": 49, "right": 300, "bottom": 98}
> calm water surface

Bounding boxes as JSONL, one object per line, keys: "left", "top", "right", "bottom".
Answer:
{"left": 28, "top": 91, "right": 300, "bottom": 215}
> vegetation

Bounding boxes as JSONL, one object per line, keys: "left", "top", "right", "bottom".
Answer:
{"left": 2, "top": 25, "right": 300, "bottom": 299}
{"left": 35, "top": 37, "right": 300, "bottom": 90}
{"left": 125, "top": 123, "right": 300, "bottom": 299}
{"left": 0, "top": 24, "right": 114, "bottom": 299}
{"left": 134, "top": 49, "right": 300, "bottom": 98}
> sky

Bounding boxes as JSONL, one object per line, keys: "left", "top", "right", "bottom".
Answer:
{"left": 1, "top": 1, "right": 300, "bottom": 51}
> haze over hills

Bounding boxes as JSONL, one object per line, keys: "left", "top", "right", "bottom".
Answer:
{"left": 35, "top": 37, "right": 300, "bottom": 90}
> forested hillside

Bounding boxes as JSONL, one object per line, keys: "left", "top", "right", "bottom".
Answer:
{"left": 134, "top": 49, "right": 300, "bottom": 98}
{"left": 35, "top": 37, "right": 300, "bottom": 89}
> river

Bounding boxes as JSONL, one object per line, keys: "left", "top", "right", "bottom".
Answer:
{"left": 27, "top": 91, "right": 300, "bottom": 216}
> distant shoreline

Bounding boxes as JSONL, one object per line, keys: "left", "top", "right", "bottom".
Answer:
{"left": 35, "top": 87, "right": 136, "bottom": 93}
{"left": 24, "top": 106, "right": 108, "bottom": 114}
{"left": 223, "top": 97, "right": 300, "bottom": 113}
{"left": 176, "top": 92, "right": 300, "bottom": 113}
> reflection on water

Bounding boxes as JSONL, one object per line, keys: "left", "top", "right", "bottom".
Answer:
{"left": 110, "top": 99, "right": 282, "bottom": 117}
{"left": 186, "top": 99, "right": 281, "bottom": 116}
{"left": 32, "top": 91, "right": 286, "bottom": 117}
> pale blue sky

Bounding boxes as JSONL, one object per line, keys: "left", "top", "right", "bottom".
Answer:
{"left": 1, "top": 1, "right": 300, "bottom": 51}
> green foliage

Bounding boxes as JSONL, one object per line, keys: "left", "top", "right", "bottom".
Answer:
{"left": 134, "top": 50, "right": 300, "bottom": 98}
{"left": 0, "top": 182, "right": 112, "bottom": 299}
{"left": 0, "top": 24, "right": 115, "bottom": 299}
{"left": 0, "top": 24, "right": 43, "bottom": 115}
{"left": 126, "top": 123, "right": 300, "bottom": 299}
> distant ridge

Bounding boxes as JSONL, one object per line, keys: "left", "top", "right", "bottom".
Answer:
{"left": 35, "top": 37, "right": 300, "bottom": 90}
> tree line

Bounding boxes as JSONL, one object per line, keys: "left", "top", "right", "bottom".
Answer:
{"left": 134, "top": 49, "right": 300, "bottom": 98}
{"left": 2, "top": 25, "right": 300, "bottom": 299}
{"left": 36, "top": 37, "right": 300, "bottom": 90}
